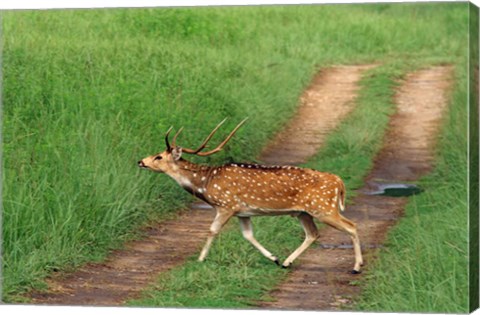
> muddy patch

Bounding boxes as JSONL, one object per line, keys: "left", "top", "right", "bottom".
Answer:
{"left": 259, "top": 66, "right": 453, "bottom": 311}
{"left": 26, "top": 65, "right": 374, "bottom": 306}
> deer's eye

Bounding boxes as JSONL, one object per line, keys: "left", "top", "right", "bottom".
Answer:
{"left": 154, "top": 156, "right": 162, "bottom": 161}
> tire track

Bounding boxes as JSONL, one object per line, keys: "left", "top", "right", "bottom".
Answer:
{"left": 27, "top": 64, "right": 375, "bottom": 306}
{"left": 259, "top": 66, "right": 453, "bottom": 311}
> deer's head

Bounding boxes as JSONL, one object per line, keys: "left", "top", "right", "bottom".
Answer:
{"left": 138, "top": 118, "right": 247, "bottom": 173}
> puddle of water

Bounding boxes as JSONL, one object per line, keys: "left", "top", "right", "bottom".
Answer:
{"left": 363, "top": 183, "right": 423, "bottom": 197}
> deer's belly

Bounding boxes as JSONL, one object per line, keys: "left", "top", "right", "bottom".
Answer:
{"left": 235, "top": 209, "right": 302, "bottom": 217}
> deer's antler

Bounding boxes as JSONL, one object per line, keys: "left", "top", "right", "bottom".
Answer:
{"left": 170, "top": 118, "right": 247, "bottom": 156}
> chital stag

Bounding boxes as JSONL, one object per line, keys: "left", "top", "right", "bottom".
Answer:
{"left": 138, "top": 119, "right": 363, "bottom": 273}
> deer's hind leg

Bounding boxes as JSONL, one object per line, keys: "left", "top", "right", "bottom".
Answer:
{"left": 238, "top": 217, "right": 279, "bottom": 264}
{"left": 317, "top": 212, "right": 363, "bottom": 274}
{"left": 281, "top": 212, "right": 319, "bottom": 268}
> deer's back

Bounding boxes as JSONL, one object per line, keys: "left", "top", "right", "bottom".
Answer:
{"left": 203, "top": 163, "right": 344, "bottom": 216}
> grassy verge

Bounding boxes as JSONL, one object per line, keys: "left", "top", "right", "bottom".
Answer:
{"left": 2, "top": 3, "right": 469, "bottom": 310}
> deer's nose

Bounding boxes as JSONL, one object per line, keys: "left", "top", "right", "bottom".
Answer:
{"left": 138, "top": 160, "right": 146, "bottom": 168}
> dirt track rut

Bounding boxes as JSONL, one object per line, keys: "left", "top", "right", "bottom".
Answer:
{"left": 27, "top": 65, "right": 373, "bottom": 306}
{"left": 259, "top": 66, "right": 453, "bottom": 310}
{"left": 261, "top": 64, "right": 376, "bottom": 164}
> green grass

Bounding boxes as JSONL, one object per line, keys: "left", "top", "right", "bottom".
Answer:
{"left": 1, "top": 2, "right": 470, "bottom": 312}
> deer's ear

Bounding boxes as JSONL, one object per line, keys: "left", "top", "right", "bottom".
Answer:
{"left": 172, "top": 147, "right": 183, "bottom": 161}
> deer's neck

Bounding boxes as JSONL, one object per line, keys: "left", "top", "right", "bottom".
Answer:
{"left": 168, "top": 159, "right": 213, "bottom": 193}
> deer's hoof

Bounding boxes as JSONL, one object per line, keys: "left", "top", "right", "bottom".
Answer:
{"left": 281, "top": 263, "right": 291, "bottom": 269}
{"left": 350, "top": 269, "right": 361, "bottom": 274}
{"left": 274, "top": 258, "right": 280, "bottom": 266}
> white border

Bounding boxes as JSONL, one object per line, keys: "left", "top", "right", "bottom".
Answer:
{"left": 0, "top": 0, "right": 477, "bottom": 10}
{"left": 1, "top": 1, "right": 478, "bottom": 315}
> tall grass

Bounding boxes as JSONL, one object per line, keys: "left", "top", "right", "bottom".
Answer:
{"left": 1, "top": 2, "right": 470, "bottom": 310}
{"left": 1, "top": 8, "right": 301, "bottom": 297}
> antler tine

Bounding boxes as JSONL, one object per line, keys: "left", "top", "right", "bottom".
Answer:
{"left": 181, "top": 118, "right": 228, "bottom": 154}
{"left": 165, "top": 126, "right": 174, "bottom": 151}
{"left": 195, "top": 117, "right": 248, "bottom": 156}
{"left": 172, "top": 127, "right": 184, "bottom": 147}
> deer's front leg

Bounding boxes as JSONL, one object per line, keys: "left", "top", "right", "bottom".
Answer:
{"left": 198, "top": 209, "right": 233, "bottom": 262}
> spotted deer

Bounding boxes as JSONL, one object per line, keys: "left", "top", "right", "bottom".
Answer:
{"left": 138, "top": 119, "right": 363, "bottom": 273}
